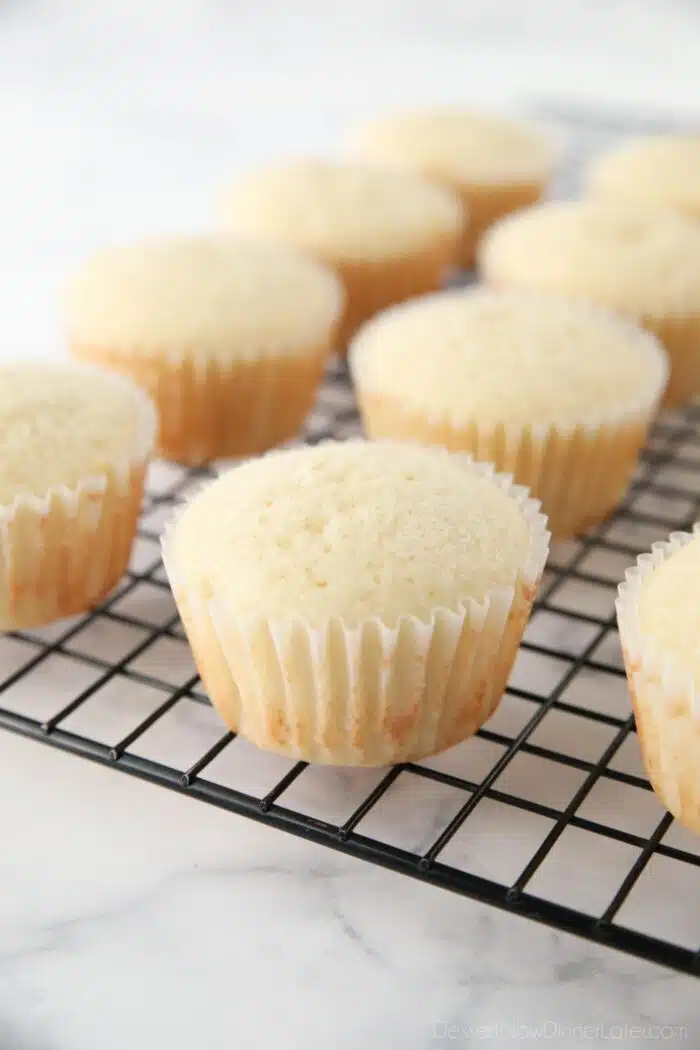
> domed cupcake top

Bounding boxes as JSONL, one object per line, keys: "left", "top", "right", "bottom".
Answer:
{"left": 0, "top": 362, "right": 156, "bottom": 507}
{"left": 66, "top": 236, "right": 344, "bottom": 359}
{"left": 352, "top": 108, "right": 557, "bottom": 184}
{"left": 218, "top": 160, "right": 465, "bottom": 264}
{"left": 350, "top": 287, "right": 667, "bottom": 426}
{"left": 479, "top": 199, "right": 700, "bottom": 316}
{"left": 164, "top": 440, "right": 546, "bottom": 628}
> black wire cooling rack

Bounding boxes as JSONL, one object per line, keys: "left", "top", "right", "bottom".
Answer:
{"left": 2, "top": 106, "right": 700, "bottom": 978}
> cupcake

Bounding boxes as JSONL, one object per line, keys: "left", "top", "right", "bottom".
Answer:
{"left": 350, "top": 289, "right": 668, "bottom": 541}
{"left": 586, "top": 134, "right": 700, "bottom": 219}
{"left": 616, "top": 525, "right": 700, "bottom": 835}
{"left": 350, "top": 108, "right": 558, "bottom": 266}
{"left": 162, "top": 440, "right": 549, "bottom": 766}
{"left": 217, "top": 160, "right": 465, "bottom": 345}
{"left": 478, "top": 200, "right": 700, "bottom": 408}
{"left": 0, "top": 362, "right": 156, "bottom": 630}
{"left": 66, "top": 236, "right": 344, "bottom": 465}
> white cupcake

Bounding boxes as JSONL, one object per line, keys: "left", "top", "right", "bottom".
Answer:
{"left": 163, "top": 440, "right": 549, "bottom": 766}
{"left": 66, "top": 236, "right": 344, "bottom": 464}
{"left": 351, "top": 288, "right": 668, "bottom": 539}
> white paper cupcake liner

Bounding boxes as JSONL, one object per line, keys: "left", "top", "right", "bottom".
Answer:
{"left": 162, "top": 456, "right": 550, "bottom": 766}
{"left": 71, "top": 339, "right": 338, "bottom": 465}
{"left": 616, "top": 524, "right": 700, "bottom": 833}
{"left": 0, "top": 363, "right": 157, "bottom": 630}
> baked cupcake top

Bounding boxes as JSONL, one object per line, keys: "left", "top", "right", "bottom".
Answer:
{"left": 164, "top": 440, "right": 547, "bottom": 628}
{"left": 350, "top": 288, "right": 668, "bottom": 428}
{"left": 0, "top": 362, "right": 156, "bottom": 508}
{"left": 66, "top": 236, "right": 344, "bottom": 359}
{"left": 351, "top": 108, "right": 557, "bottom": 184}
{"left": 479, "top": 200, "right": 700, "bottom": 316}
{"left": 217, "top": 160, "right": 465, "bottom": 264}
{"left": 638, "top": 532, "right": 700, "bottom": 687}
{"left": 586, "top": 135, "right": 700, "bottom": 217}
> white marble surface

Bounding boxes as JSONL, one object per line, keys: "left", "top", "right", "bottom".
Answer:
{"left": 1, "top": 733, "right": 697, "bottom": 1050}
{"left": 2, "top": 1, "right": 700, "bottom": 1047}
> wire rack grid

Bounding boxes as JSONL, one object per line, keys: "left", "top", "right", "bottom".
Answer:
{"left": 2, "top": 107, "right": 700, "bottom": 978}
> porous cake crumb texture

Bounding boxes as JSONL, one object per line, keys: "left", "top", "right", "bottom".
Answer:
{"left": 169, "top": 441, "right": 530, "bottom": 629}
{"left": 0, "top": 364, "right": 151, "bottom": 506}
{"left": 67, "top": 236, "right": 344, "bottom": 359}
{"left": 480, "top": 200, "right": 700, "bottom": 316}
{"left": 351, "top": 289, "right": 665, "bottom": 426}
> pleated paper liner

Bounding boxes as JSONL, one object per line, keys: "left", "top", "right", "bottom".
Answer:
{"left": 162, "top": 458, "right": 550, "bottom": 766}
{"left": 70, "top": 340, "right": 337, "bottom": 466}
{"left": 357, "top": 395, "right": 659, "bottom": 541}
{"left": 0, "top": 366, "right": 156, "bottom": 631}
{"left": 616, "top": 525, "right": 700, "bottom": 836}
